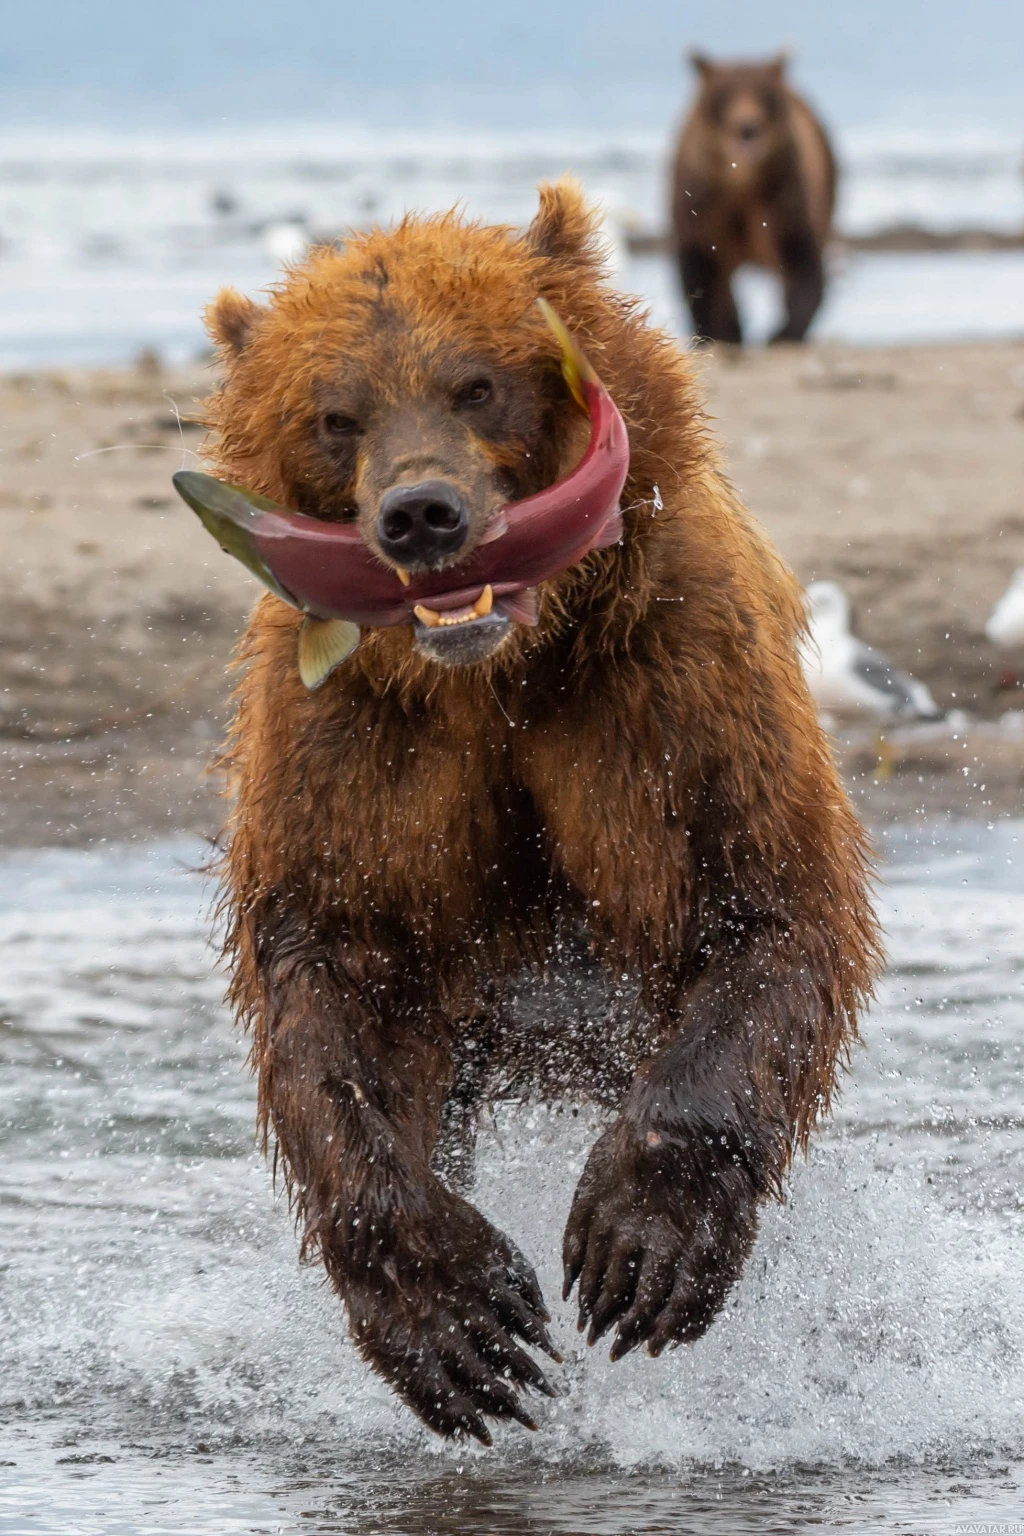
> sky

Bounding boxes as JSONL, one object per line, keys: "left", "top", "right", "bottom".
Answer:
{"left": 4, "top": 0, "right": 1024, "bottom": 131}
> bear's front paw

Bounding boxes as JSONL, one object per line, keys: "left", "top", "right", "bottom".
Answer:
{"left": 562, "top": 1116, "right": 761, "bottom": 1361}
{"left": 347, "top": 1196, "right": 560, "bottom": 1445}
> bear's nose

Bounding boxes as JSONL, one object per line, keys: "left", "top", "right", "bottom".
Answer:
{"left": 737, "top": 121, "right": 760, "bottom": 142}
{"left": 376, "top": 480, "right": 470, "bottom": 566}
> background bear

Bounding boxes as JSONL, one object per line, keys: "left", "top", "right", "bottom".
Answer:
{"left": 202, "top": 180, "right": 879, "bottom": 1444}
{"left": 671, "top": 52, "right": 836, "bottom": 344}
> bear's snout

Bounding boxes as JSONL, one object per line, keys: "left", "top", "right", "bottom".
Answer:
{"left": 376, "top": 479, "right": 470, "bottom": 568}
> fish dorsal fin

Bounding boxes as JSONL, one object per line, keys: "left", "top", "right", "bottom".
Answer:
{"left": 297, "top": 615, "right": 360, "bottom": 690}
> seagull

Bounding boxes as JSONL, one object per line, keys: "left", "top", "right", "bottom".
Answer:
{"left": 985, "top": 567, "right": 1024, "bottom": 647}
{"left": 799, "top": 580, "right": 943, "bottom": 722}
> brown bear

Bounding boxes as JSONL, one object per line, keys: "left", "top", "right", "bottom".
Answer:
{"left": 200, "top": 180, "right": 879, "bottom": 1445}
{"left": 670, "top": 52, "right": 836, "bottom": 344}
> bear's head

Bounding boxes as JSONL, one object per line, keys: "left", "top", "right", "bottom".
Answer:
{"left": 204, "top": 179, "right": 637, "bottom": 671}
{"left": 687, "top": 52, "right": 792, "bottom": 177}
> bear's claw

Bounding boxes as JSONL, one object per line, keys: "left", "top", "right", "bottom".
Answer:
{"left": 345, "top": 1190, "right": 558, "bottom": 1443}
{"left": 563, "top": 1116, "right": 760, "bottom": 1361}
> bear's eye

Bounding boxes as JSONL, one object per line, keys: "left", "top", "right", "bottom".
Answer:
{"left": 322, "top": 412, "right": 361, "bottom": 437}
{"left": 455, "top": 378, "right": 493, "bottom": 408}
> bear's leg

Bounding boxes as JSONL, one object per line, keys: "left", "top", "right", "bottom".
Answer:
{"left": 680, "top": 246, "right": 742, "bottom": 345}
{"left": 431, "top": 1033, "right": 488, "bottom": 1194}
{"left": 432, "top": 1092, "right": 478, "bottom": 1194}
{"left": 562, "top": 927, "right": 822, "bottom": 1358}
{"left": 771, "top": 226, "right": 825, "bottom": 343}
{"left": 561, "top": 933, "right": 810, "bottom": 1357}
{"left": 255, "top": 931, "right": 558, "bottom": 1441}
{"left": 519, "top": 665, "right": 873, "bottom": 1365}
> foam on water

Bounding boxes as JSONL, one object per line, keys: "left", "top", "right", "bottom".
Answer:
{"left": 1, "top": 825, "right": 1023, "bottom": 1502}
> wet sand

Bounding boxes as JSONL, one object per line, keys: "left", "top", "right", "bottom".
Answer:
{"left": 1, "top": 340, "right": 1023, "bottom": 847}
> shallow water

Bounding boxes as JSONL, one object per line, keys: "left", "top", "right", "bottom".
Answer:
{"left": 0, "top": 821, "right": 1023, "bottom": 1534}
{"left": 3, "top": 123, "right": 1024, "bottom": 367}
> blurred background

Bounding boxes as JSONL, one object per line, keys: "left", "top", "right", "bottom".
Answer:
{"left": 3, "top": 0, "right": 1024, "bottom": 364}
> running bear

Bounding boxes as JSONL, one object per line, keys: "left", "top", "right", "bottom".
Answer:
{"left": 202, "top": 180, "right": 878, "bottom": 1444}
{"left": 671, "top": 52, "right": 836, "bottom": 343}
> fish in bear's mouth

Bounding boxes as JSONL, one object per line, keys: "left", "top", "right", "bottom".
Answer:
{"left": 172, "top": 301, "right": 630, "bottom": 687}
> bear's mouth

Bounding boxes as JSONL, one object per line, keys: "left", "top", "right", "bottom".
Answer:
{"left": 172, "top": 301, "right": 629, "bottom": 686}
{"left": 412, "top": 601, "right": 512, "bottom": 666}
{"left": 408, "top": 584, "right": 542, "bottom": 666}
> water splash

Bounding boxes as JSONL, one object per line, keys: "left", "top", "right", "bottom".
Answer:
{"left": 1, "top": 829, "right": 1023, "bottom": 1532}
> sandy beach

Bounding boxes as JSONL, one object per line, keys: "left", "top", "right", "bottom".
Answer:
{"left": 2, "top": 338, "right": 1022, "bottom": 847}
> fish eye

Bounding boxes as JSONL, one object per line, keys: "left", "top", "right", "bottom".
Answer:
{"left": 323, "top": 412, "right": 361, "bottom": 437}
{"left": 456, "top": 378, "right": 493, "bottom": 407}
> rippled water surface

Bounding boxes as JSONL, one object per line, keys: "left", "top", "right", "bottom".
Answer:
{"left": 1, "top": 822, "right": 1023, "bottom": 1534}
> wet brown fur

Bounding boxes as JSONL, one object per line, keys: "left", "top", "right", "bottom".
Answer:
{"left": 203, "top": 180, "right": 880, "bottom": 1443}
{"left": 671, "top": 53, "right": 837, "bottom": 343}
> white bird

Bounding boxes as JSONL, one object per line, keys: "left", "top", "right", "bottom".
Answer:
{"left": 985, "top": 567, "right": 1024, "bottom": 647}
{"left": 799, "top": 580, "right": 943, "bottom": 722}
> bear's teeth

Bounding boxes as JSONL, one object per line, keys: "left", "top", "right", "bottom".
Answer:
{"left": 414, "top": 588, "right": 493, "bottom": 629}
{"left": 413, "top": 603, "right": 477, "bottom": 628}
{"left": 395, "top": 566, "right": 411, "bottom": 587}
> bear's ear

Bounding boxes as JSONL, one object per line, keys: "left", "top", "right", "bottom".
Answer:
{"left": 687, "top": 49, "right": 713, "bottom": 76}
{"left": 204, "top": 287, "right": 267, "bottom": 358}
{"left": 526, "top": 177, "right": 598, "bottom": 265}
{"left": 768, "top": 48, "right": 792, "bottom": 77}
